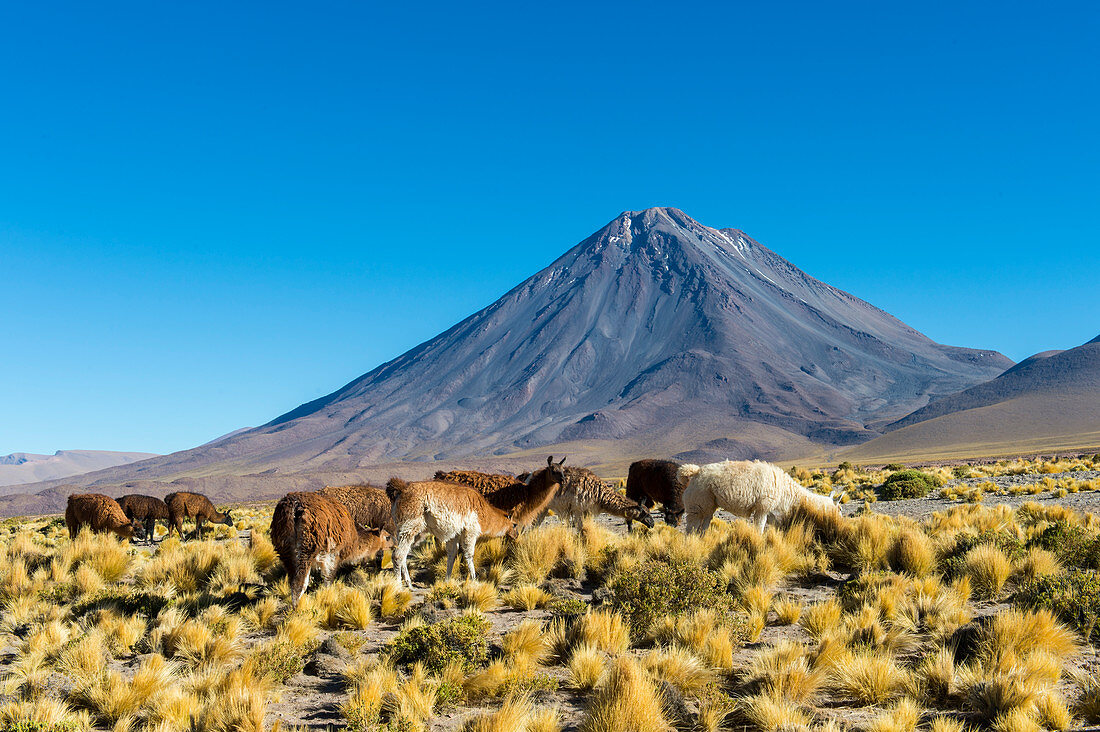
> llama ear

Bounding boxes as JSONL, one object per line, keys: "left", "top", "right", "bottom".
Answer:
{"left": 547, "top": 455, "right": 554, "bottom": 467}
{"left": 557, "top": 456, "right": 566, "bottom": 467}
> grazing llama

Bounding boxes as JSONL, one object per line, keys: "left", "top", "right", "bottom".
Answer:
{"left": 529, "top": 466, "right": 654, "bottom": 529}
{"left": 65, "top": 494, "right": 134, "bottom": 540}
{"left": 115, "top": 494, "right": 170, "bottom": 543}
{"left": 386, "top": 459, "right": 567, "bottom": 589}
{"left": 625, "top": 459, "right": 688, "bottom": 528}
{"left": 270, "top": 491, "right": 392, "bottom": 603}
{"left": 165, "top": 491, "right": 233, "bottom": 539}
{"left": 680, "top": 460, "right": 838, "bottom": 534}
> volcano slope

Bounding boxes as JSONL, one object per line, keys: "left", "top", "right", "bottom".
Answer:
{"left": 1, "top": 208, "right": 1010, "bottom": 511}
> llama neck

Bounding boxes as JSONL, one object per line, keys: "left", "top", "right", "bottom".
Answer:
{"left": 479, "top": 503, "right": 514, "bottom": 535}
{"left": 512, "top": 473, "right": 561, "bottom": 526}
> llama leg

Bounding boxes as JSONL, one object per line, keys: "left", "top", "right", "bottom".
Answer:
{"left": 444, "top": 538, "right": 460, "bottom": 580}
{"left": 683, "top": 485, "right": 717, "bottom": 535}
{"left": 392, "top": 536, "right": 413, "bottom": 590}
{"left": 753, "top": 511, "right": 768, "bottom": 534}
{"left": 463, "top": 531, "right": 477, "bottom": 582}
{"left": 686, "top": 506, "right": 715, "bottom": 535}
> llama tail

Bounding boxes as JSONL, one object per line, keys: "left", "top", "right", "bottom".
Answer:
{"left": 677, "top": 463, "right": 702, "bottom": 484}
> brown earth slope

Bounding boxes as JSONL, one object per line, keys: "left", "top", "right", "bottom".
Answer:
{"left": 838, "top": 335, "right": 1100, "bottom": 463}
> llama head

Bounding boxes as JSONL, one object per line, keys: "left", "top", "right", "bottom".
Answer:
{"left": 356, "top": 525, "right": 393, "bottom": 555}
{"left": 624, "top": 504, "right": 655, "bottom": 528}
{"left": 545, "top": 455, "right": 567, "bottom": 485}
{"left": 504, "top": 510, "right": 520, "bottom": 540}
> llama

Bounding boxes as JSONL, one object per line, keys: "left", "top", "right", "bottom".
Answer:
{"left": 164, "top": 491, "right": 233, "bottom": 539}
{"left": 472, "top": 458, "right": 566, "bottom": 527}
{"left": 387, "top": 462, "right": 543, "bottom": 589}
{"left": 115, "top": 494, "right": 170, "bottom": 543}
{"left": 65, "top": 494, "right": 134, "bottom": 540}
{"left": 680, "top": 460, "right": 838, "bottom": 535}
{"left": 433, "top": 470, "right": 516, "bottom": 494}
{"left": 625, "top": 459, "right": 688, "bottom": 528}
{"left": 316, "top": 483, "right": 395, "bottom": 570}
{"left": 532, "top": 466, "right": 654, "bottom": 529}
{"left": 317, "top": 484, "right": 395, "bottom": 534}
{"left": 271, "top": 491, "right": 392, "bottom": 603}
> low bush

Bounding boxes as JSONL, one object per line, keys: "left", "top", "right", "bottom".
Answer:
{"left": 249, "top": 640, "right": 303, "bottom": 683}
{"left": 603, "top": 557, "right": 733, "bottom": 635}
{"left": 1017, "top": 569, "right": 1100, "bottom": 640}
{"left": 386, "top": 614, "right": 490, "bottom": 674}
{"left": 880, "top": 470, "right": 941, "bottom": 500}
{"left": 1031, "top": 522, "right": 1100, "bottom": 570}
{"left": 940, "top": 530, "right": 1025, "bottom": 579}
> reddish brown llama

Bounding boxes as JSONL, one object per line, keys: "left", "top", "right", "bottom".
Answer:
{"left": 65, "top": 494, "right": 134, "bottom": 540}
{"left": 270, "top": 491, "right": 392, "bottom": 603}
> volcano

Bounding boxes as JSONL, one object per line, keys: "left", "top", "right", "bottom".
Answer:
{"left": 3, "top": 207, "right": 1011, "bottom": 509}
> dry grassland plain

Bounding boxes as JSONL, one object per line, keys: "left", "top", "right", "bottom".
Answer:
{"left": 3, "top": 455, "right": 1100, "bottom": 731}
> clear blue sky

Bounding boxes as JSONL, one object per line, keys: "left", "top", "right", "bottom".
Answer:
{"left": 2, "top": 1, "right": 1097, "bottom": 455}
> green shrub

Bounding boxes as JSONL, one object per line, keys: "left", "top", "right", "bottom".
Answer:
{"left": 1032, "top": 522, "right": 1100, "bottom": 570}
{"left": 547, "top": 596, "right": 588, "bottom": 617}
{"left": 884, "top": 463, "right": 906, "bottom": 471}
{"left": 0, "top": 722, "right": 82, "bottom": 732}
{"left": 604, "top": 557, "right": 734, "bottom": 635}
{"left": 880, "top": 470, "right": 941, "bottom": 500}
{"left": 386, "top": 614, "right": 490, "bottom": 674}
{"left": 939, "top": 530, "right": 1025, "bottom": 579}
{"left": 1017, "top": 569, "right": 1100, "bottom": 640}
{"left": 250, "top": 640, "right": 303, "bottom": 683}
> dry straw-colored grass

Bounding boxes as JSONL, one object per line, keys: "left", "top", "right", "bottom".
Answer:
{"left": 579, "top": 656, "right": 672, "bottom": 732}
{"left": 8, "top": 469, "right": 1100, "bottom": 732}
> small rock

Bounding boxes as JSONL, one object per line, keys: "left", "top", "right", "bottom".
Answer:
{"left": 319, "top": 637, "right": 353, "bottom": 659}
{"left": 301, "top": 647, "right": 347, "bottom": 678}
{"left": 948, "top": 615, "right": 995, "bottom": 663}
{"left": 655, "top": 680, "right": 689, "bottom": 724}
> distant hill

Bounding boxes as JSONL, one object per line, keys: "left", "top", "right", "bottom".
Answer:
{"left": 0, "top": 207, "right": 1011, "bottom": 515}
{"left": 839, "top": 335, "right": 1100, "bottom": 462}
{"left": 0, "top": 450, "right": 157, "bottom": 489}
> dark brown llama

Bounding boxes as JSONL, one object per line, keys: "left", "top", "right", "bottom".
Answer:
{"left": 115, "top": 494, "right": 170, "bottom": 543}
{"left": 625, "top": 459, "right": 687, "bottom": 528}
{"left": 164, "top": 491, "right": 233, "bottom": 539}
